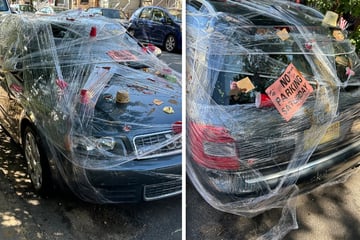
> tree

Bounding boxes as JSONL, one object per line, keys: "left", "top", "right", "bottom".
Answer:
{"left": 307, "top": 0, "right": 360, "bottom": 52}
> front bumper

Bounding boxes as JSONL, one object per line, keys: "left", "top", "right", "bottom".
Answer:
{"left": 58, "top": 153, "right": 182, "bottom": 204}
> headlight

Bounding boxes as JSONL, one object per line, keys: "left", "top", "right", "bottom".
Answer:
{"left": 96, "top": 137, "right": 116, "bottom": 151}
{"left": 73, "top": 136, "right": 116, "bottom": 151}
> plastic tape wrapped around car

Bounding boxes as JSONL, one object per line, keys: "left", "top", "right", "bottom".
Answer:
{"left": 187, "top": 0, "right": 360, "bottom": 239}
{"left": 0, "top": 11, "right": 182, "bottom": 203}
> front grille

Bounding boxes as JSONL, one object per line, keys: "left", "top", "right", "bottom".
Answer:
{"left": 133, "top": 131, "right": 182, "bottom": 159}
{"left": 143, "top": 179, "right": 182, "bottom": 201}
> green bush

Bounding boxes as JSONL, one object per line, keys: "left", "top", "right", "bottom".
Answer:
{"left": 307, "top": 0, "right": 360, "bottom": 53}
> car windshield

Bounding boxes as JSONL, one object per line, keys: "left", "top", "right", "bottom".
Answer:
{"left": 25, "top": 19, "right": 149, "bottom": 72}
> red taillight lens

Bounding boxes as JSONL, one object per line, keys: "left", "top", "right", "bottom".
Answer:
{"left": 189, "top": 122, "right": 239, "bottom": 170}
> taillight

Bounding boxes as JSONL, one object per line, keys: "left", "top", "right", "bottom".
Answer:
{"left": 189, "top": 122, "right": 239, "bottom": 170}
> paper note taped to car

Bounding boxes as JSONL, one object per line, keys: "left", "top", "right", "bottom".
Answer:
{"left": 266, "top": 63, "right": 313, "bottom": 121}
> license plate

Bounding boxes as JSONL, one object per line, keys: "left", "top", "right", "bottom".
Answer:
{"left": 319, "top": 121, "right": 340, "bottom": 145}
{"left": 304, "top": 121, "right": 340, "bottom": 150}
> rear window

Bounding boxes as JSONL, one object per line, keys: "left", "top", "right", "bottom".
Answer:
{"left": 101, "top": 9, "right": 120, "bottom": 19}
{"left": 206, "top": 20, "right": 356, "bottom": 106}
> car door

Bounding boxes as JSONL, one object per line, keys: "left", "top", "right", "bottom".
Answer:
{"left": 134, "top": 7, "right": 153, "bottom": 43}
{"left": 149, "top": 8, "right": 169, "bottom": 45}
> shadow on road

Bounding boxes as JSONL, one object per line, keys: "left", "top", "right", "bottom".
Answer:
{"left": 0, "top": 127, "right": 182, "bottom": 240}
{"left": 186, "top": 173, "right": 360, "bottom": 240}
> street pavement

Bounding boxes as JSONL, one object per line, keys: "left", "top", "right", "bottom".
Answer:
{"left": 159, "top": 51, "right": 182, "bottom": 73}
{"left": 186, "top": 170, "right": 360, "bottom": 240}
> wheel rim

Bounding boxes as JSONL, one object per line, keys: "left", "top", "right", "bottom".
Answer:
{"left": 24, "top": 131, "right": 42, "bottom": 191}
{"left": 165, "top": 36, "right": 175, "bottom": 52}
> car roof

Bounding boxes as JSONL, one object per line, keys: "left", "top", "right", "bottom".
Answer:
{"left": 187, "top": 0, "right": 324, "bottom": 25}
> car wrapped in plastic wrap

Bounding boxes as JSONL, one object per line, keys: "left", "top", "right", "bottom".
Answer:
{"left": 0, "top": 11, "right": 182, "bottom": 203}
{"left": 186, "top": 0, "right": 360, "bottom": 238}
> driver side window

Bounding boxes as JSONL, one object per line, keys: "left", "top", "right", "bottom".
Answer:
{"left": 152, "top": 9, "right": 164, "bottom": 22}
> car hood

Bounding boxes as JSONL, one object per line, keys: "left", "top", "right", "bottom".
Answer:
{"left": 92, "top": 65, "right": 181, "bottom": 128}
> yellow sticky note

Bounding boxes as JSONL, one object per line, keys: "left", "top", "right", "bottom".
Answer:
{"left": 236, "top": 77, "right": 255, "bottom": 93}
{"left": 276, "top": 28, "right": 290, "bottom": 41}
{"left": 153, "top": 99, "right": 163, "bottom": 105}
{"left": 163, "top": 106, "right": 174, "bottom": 114}
{"left": 333, "top": 30, "right": 345, "bottom": 41}
{"left": 322, "top": 11, "right": 338, "bottom": 27}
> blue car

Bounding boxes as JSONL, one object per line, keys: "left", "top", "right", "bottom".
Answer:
{"left": 0, "top": 12, "right": 182, "bottom": 203}
{"left": 128, "top": 6, "right": 182, "bottom": 53}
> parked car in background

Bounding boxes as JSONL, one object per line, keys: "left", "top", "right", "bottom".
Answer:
{"left": 35, "top": 6, "right": 67, "bottom": 16}
{"left": 10, "top": 3, "right": 36, "bottom": 14}
{"left": 128, "top": 6, "right": 182, "bottom": 53}
{"left": 187, "top": 0, "right": 360, "bottom": 215}
{"left": 0, "top": 12, "right": 182, "bottom": 203}
{"left": 35, "top": 6, "right": 55, "bottom": 16}
{"left": 86, "top": 7, "right": 129, "bottom": 28}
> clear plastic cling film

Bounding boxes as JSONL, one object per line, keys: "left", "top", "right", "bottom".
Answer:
{"left": 0, "top": 11, "right": 181, "bottom": 203}
{"left": 186, "top": 0, "right": 360, "bottom": 239}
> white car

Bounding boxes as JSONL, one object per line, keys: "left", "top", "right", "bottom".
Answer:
{"left": 35, "top": 6, "right": 55, "bottom": 16}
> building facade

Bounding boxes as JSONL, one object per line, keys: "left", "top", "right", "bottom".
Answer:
{"left": 70, "top": 0, "right": 181, "bottom": 16}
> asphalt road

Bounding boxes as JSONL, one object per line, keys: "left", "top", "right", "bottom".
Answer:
{"left": 186, "top": 170, "right": 360, "bottom": 240}
{"left": 0, "top": 51, "right": 182, "bottom": 240}
{"left": 159, "top": 51, "right": 182, "bottom": 74}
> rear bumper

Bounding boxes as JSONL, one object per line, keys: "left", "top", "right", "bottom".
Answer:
{"left": 247, "top": 140, "right": 360, "bottom": 188}
{"left": 192, "top": 140, "right": 360, "bottom": 200}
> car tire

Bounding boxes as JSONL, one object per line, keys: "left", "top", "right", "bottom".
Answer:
{"left": 23, "top": 126, "right": 52, "bottom": 196}
{"left": 164, "top": 34, "right": 176, "bottom": 52}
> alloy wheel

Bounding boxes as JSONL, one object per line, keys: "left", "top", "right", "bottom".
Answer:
{"left": 24, "top": 130, "right": 43, "bottom": 191}
{"left": 165, "top": 35, "right": 176, "bottom": 52}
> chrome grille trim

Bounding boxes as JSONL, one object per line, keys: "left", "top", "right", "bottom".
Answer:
{"left": 133, "top": 131, "right": 182, "bottom": 159}
{"left": 143, "top": 179, "right": 182, "bottom": 201}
